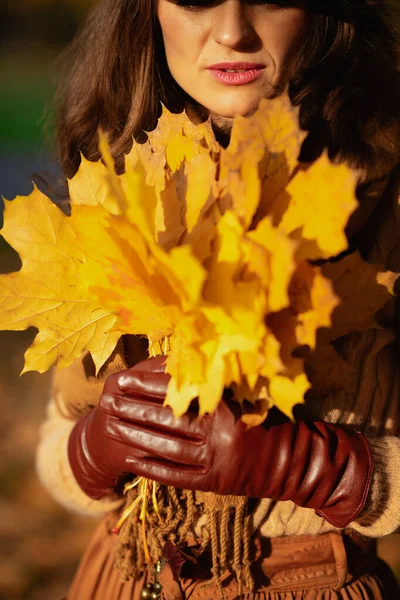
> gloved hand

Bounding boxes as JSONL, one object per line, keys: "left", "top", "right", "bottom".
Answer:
{"left": 67, "top": 356, "right": 168, "bottom": 500}
{"left": 97, "top": 356, "right": 374, "bottom": 529}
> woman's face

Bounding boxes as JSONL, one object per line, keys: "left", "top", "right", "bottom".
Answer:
{"left": 157, "top": 0, "right": 309, "bottom": 119}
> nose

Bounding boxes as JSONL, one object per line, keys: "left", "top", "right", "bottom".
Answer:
{"left": 213, "top": 0, "right": 256, "bottom": 49}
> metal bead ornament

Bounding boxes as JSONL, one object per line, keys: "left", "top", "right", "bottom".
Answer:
{"left": 140, "top": 583, "right": 157, "bottom": 599}
{"left": 140, "top": 583, "right": 162, "bottom": 599}
{"left": 140, "top": 560, "right": 164, "bottom": 599}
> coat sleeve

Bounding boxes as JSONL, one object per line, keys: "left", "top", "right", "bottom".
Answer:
{"left": 303, "top": 322, "right": 400, "bottom": 538}
{"left": 347, "top": 176, "right": 400, "bottom": 535}
{"left": 352, "top": 435, "right": 400, "bottom": 536}
{"left": 350, "top": 321, "right": 400, "bottom": 536}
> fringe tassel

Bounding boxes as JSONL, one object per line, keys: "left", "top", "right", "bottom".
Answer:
{"left": 233, "top": 498, "right": 245, "bottom": 596}
{"left": 220, "top": 505, "right": 230, "bottom": 570}
{"left": 114, "top": 488, "right": 144, "bottom": 581}
{"left": 243, "top": 514, "right": 255, "bottom": 592}
{"left": 114, "top": 485, "right": 254, "bottom": 596}
{"left": 209, "top": 507, "right": 225, "bottom": 600}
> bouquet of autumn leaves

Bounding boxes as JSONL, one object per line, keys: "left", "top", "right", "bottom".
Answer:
{"left": 0, "top": 94, "right": 394, "bottom": 425}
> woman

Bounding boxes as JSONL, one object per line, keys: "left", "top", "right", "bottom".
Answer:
{"left": 37, "top": 0, "right": 400, "bottom": 598}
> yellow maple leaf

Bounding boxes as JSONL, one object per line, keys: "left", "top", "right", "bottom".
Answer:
{"left": 146, "top": 104, "right": 218, "bottom": 159}
{"left": 289, "top": 262, "right": 339, "bottom": 349}
{"left": 321, "top": 250, "right": 396, "bottom": 340}
{"left": 278, "top": 155, "right": 359, "bottom": 259}
{"left": 0, "top": 188, "right": 122, "bottom": 373}
{"left": 219, "top": 148, "right": 261, "bottom": 230}
{"left": 185, "top": 152, "right": 217, "bottom": 233}
{"left": 246, "top": 216, "right": 296, "bottom": 312}
{"left": 68, "top": 154, "right": 110, "bottom": 208}
{"left": 269, "top": 373, "right": 310, "bottom": 417}
{"left": 246, "top": 94, "right": 306, "bottom": 227}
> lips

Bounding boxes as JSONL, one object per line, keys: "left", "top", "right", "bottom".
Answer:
{"left": 207, "top": 63, "right": 265, "bottom": 86}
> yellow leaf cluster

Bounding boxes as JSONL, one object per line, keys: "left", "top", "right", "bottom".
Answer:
{"left": 0, "top": 94, "right": 394, "bottom": 422}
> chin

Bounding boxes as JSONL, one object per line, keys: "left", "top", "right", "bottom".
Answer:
{"left": 208, "top": 96, "right": 264, "bottom": 119}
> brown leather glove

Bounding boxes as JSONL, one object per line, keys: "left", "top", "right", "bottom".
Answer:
{"left": 97, "top": 356, "right": 373, "bottom": 529}
{"left": 67, "top": 358, "right": 167, "bottom": 500}
{"left": 68, "top": 356, "right": 373, "bottom": 528}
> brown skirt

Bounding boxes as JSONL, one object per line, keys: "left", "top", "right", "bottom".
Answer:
{"left": 66, "top": 516, "right": 399, "bottom": 600}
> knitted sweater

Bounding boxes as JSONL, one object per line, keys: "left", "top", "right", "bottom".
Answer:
{"left": 36, "top": 169, "right": 400, "bottom": 540}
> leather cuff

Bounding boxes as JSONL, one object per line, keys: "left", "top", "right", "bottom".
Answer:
{"left": 315, "top": 432, "right": 374, "bottom": 528}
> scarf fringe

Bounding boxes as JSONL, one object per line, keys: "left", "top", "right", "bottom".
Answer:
{"left": 114, "top": 485, "right": 254, "bottom": 595}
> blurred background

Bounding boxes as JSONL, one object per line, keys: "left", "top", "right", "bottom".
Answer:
{"left": 0, "top": 1, "right": 399, "bottom": 599}
{"left": 1, "top": 2, "right": 97, "bottom": 599}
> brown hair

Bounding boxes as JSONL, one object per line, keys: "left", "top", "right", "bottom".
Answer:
{"left": 57, "top": 0, "right": 400, "bottom": 179}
